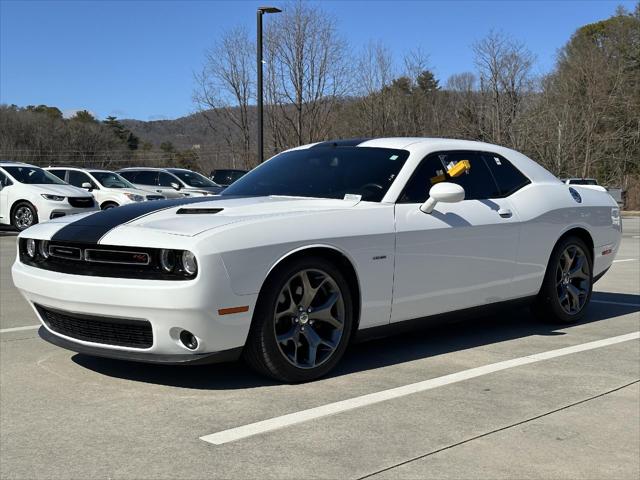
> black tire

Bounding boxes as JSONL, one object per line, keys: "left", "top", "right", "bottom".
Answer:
{"left": 101, "top": 202, "right": 119, "bottom": 210}
{"left": 11, "top": 201, "right": 38, "bottom": 231}
{"left": 531, "top": 235, "right": 593, "bottom": 324}
{"left": 243, "top": 256, "right": 354, "bottom": 383}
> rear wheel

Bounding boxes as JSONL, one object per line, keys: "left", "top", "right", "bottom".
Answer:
{"left": 532, "top": 236, "right": 593, "bottom": 323}
{"left": 101, "top": 202, "right": 119, "bottom": 210}
{"left": 244, "top": 256, "right": 354, "bottom": 382}
{"left": 11, "top": 202, "right": 38, "bottom": 231}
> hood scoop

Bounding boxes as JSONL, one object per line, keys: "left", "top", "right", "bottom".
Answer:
{"left": 176, "top": 207, "right": 224, "bottom": 215}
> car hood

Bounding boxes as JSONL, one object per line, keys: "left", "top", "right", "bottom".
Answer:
{"left": 132, "top": 196, "right": 360, "bottom": 236}
{"left": 45, "top": 195, "right": 362, "bottom": 242}
{"left": 29, "top": 184, "right": 92, "bottom": 197}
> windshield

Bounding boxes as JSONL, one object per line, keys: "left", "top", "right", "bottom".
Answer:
{"left": 222, "top": 146, "right": 409, "bottom": 201}
{"left": 90, "top": 171, "right": 137, "bottom": 189}
{"left": 3, "top": 166, "right": 66, "bottom": 185}
{"left": 167, "top": 169, "right": 218, "bottom": 188}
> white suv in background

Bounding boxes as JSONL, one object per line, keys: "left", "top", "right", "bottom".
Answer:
{"left": 117, "top": 167, "right": 224, "bottom": 198}
{"left": 46, "top": 167, "right": 165, "bottom": 209}
{"left": 0, "top": 161, "right": 97, "bottom": 231}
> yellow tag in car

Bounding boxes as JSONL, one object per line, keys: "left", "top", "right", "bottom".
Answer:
{"left": 447, "top": 160, "right": 471, "bottom": 178}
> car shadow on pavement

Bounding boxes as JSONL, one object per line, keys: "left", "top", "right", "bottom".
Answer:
{"left": 71, "top": 291, "right": 639, "bottom": 390}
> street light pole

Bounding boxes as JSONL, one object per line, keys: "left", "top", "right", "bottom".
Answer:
{"left": 257, "top": 6, "right": 281, "bottom": 164}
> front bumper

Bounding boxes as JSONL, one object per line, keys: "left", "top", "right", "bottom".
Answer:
{"left": 39, "top": 200, "right": 98, "bottom": 220}
{"left": 39, "top": 327, "right": 242, "bottom": 364}
{"left": 12, "top": 254, "right": 257, "bottom": 361}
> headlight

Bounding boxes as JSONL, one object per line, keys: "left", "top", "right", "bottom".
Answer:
{"left": 38, "top": 240, "right": 50, "bottom": 259}
{"left": 160, "top": 249, "right": 176, "bottom": 272}
{"left": 182, "top": 251, "right": 197, "bottom": 276}
{"left": 41, "top": 194, "right": 65, "bottom": 201}
{"left": 124, "top": 193, "right": 144, "bottom": 202}
{"left": 26, "top": 239, "right": 36, "bottom": 258}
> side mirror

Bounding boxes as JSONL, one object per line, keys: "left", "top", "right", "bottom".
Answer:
{"left": 420, "top": 182, "right": 465, "bottom": 214}
{"left": 170, "top": 182, "right": 181, "bottom": 190}
{"left": 81, "top": 182, "right": 93, "bottom": 191}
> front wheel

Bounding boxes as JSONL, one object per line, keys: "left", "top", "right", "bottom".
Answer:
{"left": 531, "top": 236, "right": 593, "bottom": 323}
{"left": 244, "top": 256, "right": 354, "bottom": 382}
{"left": 11, "top": 202, "right": 38, "bottom": 231}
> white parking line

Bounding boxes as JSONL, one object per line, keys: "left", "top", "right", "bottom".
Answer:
{"left": 592, "top": 300, "right": 640, "bottom": 307}
{"left": 613, "top": 258, "right": 637, "bottom": 263}
{"left": 200, "top": 331, "right": 640, "bottom": 446}
{"left": 0, "top": 324, "right": 40, "bottom": 334}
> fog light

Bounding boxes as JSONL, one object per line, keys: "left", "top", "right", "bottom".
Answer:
{"left": 182, "top": 251, "right": 197, "bottom": 276}
{"left": 26, "top": 239, "right": 36, "bottom": 258}
{"left": 179, "top": 330, "right": 198, "bottom": 350}
{"left": 160, "top": 249, "right": 176, "bottom": 272}
{"left": 38, "top": 240, "right": 50, "bottom": 259}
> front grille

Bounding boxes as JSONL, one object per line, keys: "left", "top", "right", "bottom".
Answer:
{"left": 146, "top": 195, "right": 164, "bottom": 201}
{"left": 49, "top": 245, "right": 82, "bottom": 260}
{"left": 19, "top": 240, "right": 195, "bottom": 280}
{"left": 36, "top": 304, "right": 153, "bottom": 348}
{"left": 68, "top": 197, "right": 95, "bottom": 208}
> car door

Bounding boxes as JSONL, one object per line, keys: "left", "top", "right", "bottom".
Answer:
{"left": 391, "top": 150, "right": 521, "bottom": 323}
{"left": 67, "top": 170, "right": 101, "bottom": 202}
{"left": 123, "top": 170, "right": 162, "bottom": 195}
{"left": 157, "top": 172, "right": 185, "bottom": 198}
{"left": 0, "top": 170, "right": 12, "bottom": 223}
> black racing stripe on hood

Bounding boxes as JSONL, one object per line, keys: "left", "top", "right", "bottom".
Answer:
{"left": 310, "top": 138, "right": 371, "bottom": 148}
{"left": 51, "top": 196, "right": 233, "bottom": 244}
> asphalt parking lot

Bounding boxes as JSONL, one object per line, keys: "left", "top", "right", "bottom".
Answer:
{"left": 1, "top": 219, "right": 638, "bottom": 479}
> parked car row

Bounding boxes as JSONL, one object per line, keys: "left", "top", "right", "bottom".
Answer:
{"left": 0, "top": 161, "right": 241, "bottom": 231}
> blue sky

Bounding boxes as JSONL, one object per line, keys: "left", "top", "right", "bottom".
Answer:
{"left": 0, "top": 0, "right": 634, "bottom": 121}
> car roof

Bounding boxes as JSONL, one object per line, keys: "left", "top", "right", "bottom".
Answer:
{"left": 46, "top": 166, "right": 111, "bottom": 173}
{"left": 0, "top": 161, "right": 36, "bottom": 167}
{"left": 117, "top": 167, "right": 174, "bottom": 172}
{"left": 290, "top": 137, "right": 559, "bottom": 184}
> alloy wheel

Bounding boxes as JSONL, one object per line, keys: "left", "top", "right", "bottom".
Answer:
{"left": 273, "top": 268, "right": 345, "bottom": 369}
{"left": 555, "top": 244, "right": 590, "bottom": 315}
{"left": 14, "top": 206, "right": 34, "bottom": 230}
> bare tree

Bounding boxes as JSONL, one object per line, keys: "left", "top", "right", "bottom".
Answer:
{"left": 264, "top": 1, "right": 352, "bottom": 148}
{"left": 473, "top": 31, "right": 535, "bottom": 146}
{"left": 355, "top": 41, "right": 394, "bottom": 136}
{"left": 194, "top": 27, "right": 254, "bottom": 169}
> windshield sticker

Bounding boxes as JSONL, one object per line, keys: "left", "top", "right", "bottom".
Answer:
{"left": 344, "top": 194, "right": 362, "bottom": 201}
{"left": 494, "top": 157, "right": 502, "bottom": 165}
{"left": 389, "top": 154, "right": 399, "bottom": 160}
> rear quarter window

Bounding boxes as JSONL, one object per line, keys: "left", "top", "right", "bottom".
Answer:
{"left": 481, "top": 153, "right": 530, "bottom": 196}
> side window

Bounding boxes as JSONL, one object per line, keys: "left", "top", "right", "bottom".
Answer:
{"left": 48, "top": 170, "right": 67, "bottom": 181}
{"left": 68, "top": 171, "right": 95, "bottom": 188}
{"left": 158, "top": 172, "right": 176, "bottom": 187}
{"left": 481, "top": 153, "right": 530, "bottom": 196}
{"left": 0, "top": 170, "right": 13, "bottom": 187}
{"left": 133, "top": 171, "right": 158, "bottom": 186}
{"left": 399, "top": 151, "right": 500, "bottom": 203}
{"left": 119, "top": 171, "right": 137, "bottom": 182}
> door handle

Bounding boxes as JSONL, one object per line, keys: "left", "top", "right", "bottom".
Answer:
{"left": 498, "top": 208, "right": 512, "bottom": 218}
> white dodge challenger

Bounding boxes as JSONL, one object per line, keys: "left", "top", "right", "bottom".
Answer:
{"left": 12, "top": 138, "right": 621, "bottom": 382}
